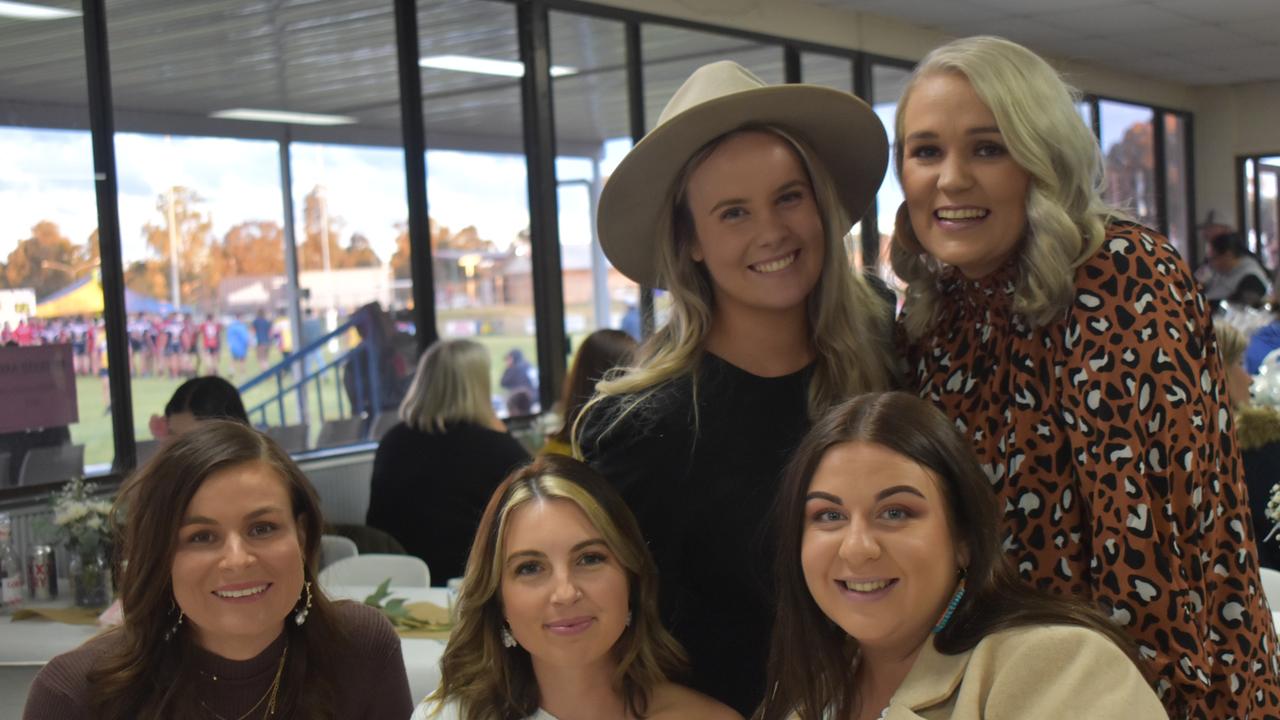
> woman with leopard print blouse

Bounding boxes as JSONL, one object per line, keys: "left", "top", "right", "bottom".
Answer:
{"left": 890, "top": 36, "right": 1279, "bottom": 719}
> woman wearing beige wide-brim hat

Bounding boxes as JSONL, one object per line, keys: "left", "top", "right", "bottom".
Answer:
{"left": 574, "top": 60, "right": 899, "bottom": 715}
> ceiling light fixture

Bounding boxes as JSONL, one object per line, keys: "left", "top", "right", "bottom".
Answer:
{"left": 419, "top": 54, "right": 576, "bottom": 78}
{"left": 209, "top": 108, "right": 357, "bottom": 126}
{"left": 0, "top": 1, "right": 80, "bottom": 20}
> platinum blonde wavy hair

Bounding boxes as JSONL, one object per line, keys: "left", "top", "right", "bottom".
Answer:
{"left": 399, "top": 338, "right": 493, "bottom": 433}
{"left": 576, "top": 124, "right": 896, "bottom": 447}
{"left": 891, "top": 35, "right": 1127, "bottom": 341}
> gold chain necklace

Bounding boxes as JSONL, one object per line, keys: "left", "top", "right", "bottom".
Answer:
{"left": 199, "top": 641, "right": 289, "bottom": 720}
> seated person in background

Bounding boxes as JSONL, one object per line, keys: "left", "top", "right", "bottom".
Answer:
{"left": 542, "top": 329, "right": 637, "bottom": 457}
{"left": 367, "top": 338, "right": 529, "bottom": 586}
{"left": 1198, "top": 231, "right": 1270, "bottom": 308}
{"left": 758, "top": 392, "right": 1164, "bottom": 720}
{"left": 148, "top": 375, "right": 250, "bottom": 441}
{"left": 1216, "top": 324, "right": 1280, "bottom": 570}
{"left": 23, "top": 420, "right": 412, "bottom": 720}
{"left": 415, "top": 454, "right": 739, "bottom": 720}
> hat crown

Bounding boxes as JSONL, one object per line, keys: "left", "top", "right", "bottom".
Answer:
{"left": 655, "top": 61, "right": 768, "bottom": 129}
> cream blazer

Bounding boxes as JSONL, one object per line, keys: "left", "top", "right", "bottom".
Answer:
{"left": 791, "top": 625, "right": 1166, "bottom": 720}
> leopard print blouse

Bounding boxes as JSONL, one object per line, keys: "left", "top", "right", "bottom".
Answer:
{"left": 902, "top": 222, "right": 1280, "bottom": 719}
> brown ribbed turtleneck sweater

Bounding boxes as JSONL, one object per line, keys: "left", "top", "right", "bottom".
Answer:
{"left": 22, "top": 600, "right": 412, "bottom": 719}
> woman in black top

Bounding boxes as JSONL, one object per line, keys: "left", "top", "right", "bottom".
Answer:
{"left": 575, "top": 61, "right": 897, "bottom": 714}
{"left": 366, "top": 338, "right": 529, "bottom": 585}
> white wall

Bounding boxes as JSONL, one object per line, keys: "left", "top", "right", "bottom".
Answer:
{"left": 1192, "top": 82, "right": 1280, "bottom": 227}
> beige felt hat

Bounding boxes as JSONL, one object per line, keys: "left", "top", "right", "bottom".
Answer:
{"left": 597, "top": 60, "right": 889, "bottom": 289}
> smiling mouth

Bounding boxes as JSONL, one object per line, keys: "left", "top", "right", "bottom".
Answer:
{"left": 935, "top": 208, "right": 989, "bottom": 221}
{"left": 839, "top": 578, "right": 897, "bottom": 593}
{"left": 213, "top": 583, "right": 271, "bottom": 599}
{"left": 750, "top": 250, "right": 798, "bottom": 274}
{"left": 545, "top": 617, "right": 595, "bottom": 635}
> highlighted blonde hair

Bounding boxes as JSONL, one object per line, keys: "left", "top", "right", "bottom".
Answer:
{"left": 891, "top": 35, "right": 1128, "bottom": 341}
{"left": 577, "top": 124, "right": 896, "bottom": 447}
{"left": 399, "top": 338, "right": 493, "bottom": 433}
{"left": 429, "top": 455, "right": 685, "bottom": 720}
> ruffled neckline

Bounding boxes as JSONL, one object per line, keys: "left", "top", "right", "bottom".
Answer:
{"left": 938, "top": 260, "right": 1018, "bottom": 318}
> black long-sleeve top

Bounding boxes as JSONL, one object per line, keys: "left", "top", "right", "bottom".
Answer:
{"left": 366, "top": 420, "right": 529, "bottom": 585}
{"left": 578, "top": 353, "right": 813, "bottom": 716}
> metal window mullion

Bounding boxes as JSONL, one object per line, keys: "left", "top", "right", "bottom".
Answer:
{"left": 81, "top": 0, "right": 134, "bottom": 472}
{"left": 1153, "top": 110, "right": 1169, "bottom": 238}
{"left": 1184, "top": 112, "right": 1198, "bottom": 267}
{"left": 626, "top": 20, "right": 655, "bottom": 339}
{"left": 784, "top": 45, "right": 800, "bottom": 84}
{"left": 394, "top": 0, "right": 437, "bottom": 353}
{"left": 519, "top": 0, "right": 567, "bottom": 413}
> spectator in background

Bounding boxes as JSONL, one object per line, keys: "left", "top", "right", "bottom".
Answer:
{"left": 1216, "top": 324, "right": 1280, "bottom": 571}
{"left": 148, "top": 375, "right": 250, "bottom": 442}
{"left": 500, "top": 348, "right": 536, "bottom": 413}
{"left": 0, "top": 321, "right": 11, "bottom": 344}
{"left": 225, "top": 313, "right": 250, "bottom": 378}
{"left": 343, "top": 302, "right": 415, "bottom": 417}
{"left": 13, "top": 318, "right": 32, "bottom": 345}
{"left": 1197, "top": 231, "right": 1270, "bottom": 308}
{"left": 252, "top": 309, "right": 273, "bottom": 370}
{"left": 542, "top": 329, "right": 637, "bottom": 457}
{"left": 366, "top": 339, "right": 529, "bottom": 586}
{"left": 300, "top": 307, "right": 325, "bottom": 377}
{"left": 620, "top": 300, "right": 642, "bottom": 341}
{"left": 198, "top": 313, "right": 221, "bottom": 376}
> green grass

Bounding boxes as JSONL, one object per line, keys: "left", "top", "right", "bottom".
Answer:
{"left": 66, "top": 324, "right": 597, "bottom": 469}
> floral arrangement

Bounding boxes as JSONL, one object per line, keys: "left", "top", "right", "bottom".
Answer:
{"left": 48, "top": 477, "right": 113, "bottom": 554}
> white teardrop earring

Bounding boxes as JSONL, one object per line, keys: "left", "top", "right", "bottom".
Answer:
{"left": 294, "top": 581, "right": 313, "bottom": 626}
{"left": 501, "top": 624, "right": 518, "bottom": 648}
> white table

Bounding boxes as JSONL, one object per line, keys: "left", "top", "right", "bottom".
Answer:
{"left": 0, "top": 584, "right": 450, "bottom": 707}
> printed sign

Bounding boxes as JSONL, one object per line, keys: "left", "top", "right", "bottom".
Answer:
{"left": 0, "top": 344, "right": 78, "bottom": 433}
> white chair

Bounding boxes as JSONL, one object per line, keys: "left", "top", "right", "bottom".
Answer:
{"left": 319, "top": 534, "right": 359, "bottom": 569}
{"left": 318, "top": 553, "right": 431, "bottom": 589}
{"left": 1260, "top": 567, "right": 1280, "bottom": 610}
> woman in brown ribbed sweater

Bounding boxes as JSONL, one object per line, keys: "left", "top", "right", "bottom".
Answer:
{"left": 23, "top": 420, "right": 413, "bottom": 720}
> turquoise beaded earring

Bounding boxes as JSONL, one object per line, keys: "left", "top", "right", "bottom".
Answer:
{"left": 931, "top": 569, "right": 966, "bottom": 634}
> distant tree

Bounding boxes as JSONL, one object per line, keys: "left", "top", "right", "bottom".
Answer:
{"left": 1105, "top": 122, "right": 1157, "bottom": 228}
{"left": 297, "top": 186, "right": 383, "bottom": 271}
{"left": 1, "top": 221, "right": 91, "bottom": 298}
{"left": 220, "top": 220, "right": 285, "bottom": 275}
{"left": 389, "top": 218, "right": 494, "bottom": 281}
{"left": 137, "top": 186, "right": 218, "bottom": 308}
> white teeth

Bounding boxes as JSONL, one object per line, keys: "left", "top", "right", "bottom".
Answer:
{"left": 752, "top": 252, "right": 797, "bottom": 273}
{"left": 215, "top": 584, "right": 268, "bottom": 599}
{"left": 936, "top": 208, "right": 988, "bottom": 220}
{"left": 843, "top": 579, "right": 891, "bottom": 593}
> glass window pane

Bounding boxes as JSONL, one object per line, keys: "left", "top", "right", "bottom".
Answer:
{"left": 106, "top": 0, "right": 405, "bottom": 454}
{"left": 551, "top": 12, "right": 640, "bottom": 349}
{"left": 419, "top": 0, "right": 537, "bottom": 418}
{"left": 1077, "top": 101, "right": 1093, "bottom": 135}
{"left": 871, "top": 63, "right": 912, "bottom": 280}
{"left": 1260, "top": 161, "right": 1280, "bottom": 269}
{"left": 801, "top": 53, "right": 853, "bottom": 92}
{"left": 640, "top": 25, "right": 784, "bottom": 133}
{"left": 1245, "top": 159, "right": 1258, "bottom": 250}
{"left": 1162, "top": 114, "right": 1190, "bottom": 259}
{"left": 0, "top": 8, "right": 108, "bottom": 485}
{"left": 1099, "top": 99, "right": 1157, "bottom": 231}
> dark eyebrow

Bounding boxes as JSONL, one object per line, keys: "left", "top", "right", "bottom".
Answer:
{"left": 180, "top": 506, "right": 285, "bottom": 528}
{"left": 875, "top": 485, "right": 927, "bottom": 502}
{"left": 805, "top": 491, "right": 842, "bottom": 505}
{"left": 904, "top": 126, "right": 1003, "bottom": 143}
{"left": 707, "top": 179, "right": 809, "bottom": 216}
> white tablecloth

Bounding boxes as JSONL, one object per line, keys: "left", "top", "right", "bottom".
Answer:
{"left": 0, "top": 583, "right": 449, "bottom": 706}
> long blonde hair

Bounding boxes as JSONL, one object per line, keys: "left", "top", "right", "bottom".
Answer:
{"left": 399, "top": 338, "right": 493, "bottom": 432}
{"left": 428, "top": 455, "right": 686, "bottom": 720}
{"left": 891, "top": 35, "right": 1128, "bottom": 341}
{"left": 576, "top": 124, "right": 896, "bottom": 447}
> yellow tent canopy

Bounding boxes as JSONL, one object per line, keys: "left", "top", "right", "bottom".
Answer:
{"left": 35, "top": 275, "right": 103, "bottom": 318}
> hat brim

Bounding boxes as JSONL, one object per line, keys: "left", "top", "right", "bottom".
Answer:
{"left": 598, "top": 84, "right": 889, "bottom": 289}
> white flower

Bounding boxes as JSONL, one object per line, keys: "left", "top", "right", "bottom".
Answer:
{"left": 85, "top": 516, "right": 102, "bottom": 530}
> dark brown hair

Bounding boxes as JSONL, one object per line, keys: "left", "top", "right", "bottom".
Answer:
{"left": 758, "top": 392, "right": 1145, "bottom": 720}
{"left": 550, "top": 329, "right": 637, "bottom": 445}
{"left": 430, "top": 454, "right": 686, "bottom": 720}
{"left": 87, "top": 420, "right": 344, "bottom": 720}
